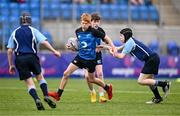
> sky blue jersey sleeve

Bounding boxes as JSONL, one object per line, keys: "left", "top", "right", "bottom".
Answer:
{"left": 32, "top": 27, "right": 47, "bottom": 44}
{"left": 122, "top": 38, "right": 135, "bottom": 54}
{"left": 7, "top": 31, "right": 15, "bottom": 49}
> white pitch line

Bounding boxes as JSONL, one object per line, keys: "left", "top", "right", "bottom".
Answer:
{"left": 0, "top": 87, "right": 180, "bottom": 95}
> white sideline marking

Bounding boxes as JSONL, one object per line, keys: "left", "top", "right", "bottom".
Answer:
{"left": 0, "top": 87, "right": 179, "bottom": 95}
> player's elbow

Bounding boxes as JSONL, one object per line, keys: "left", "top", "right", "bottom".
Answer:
{"left": 103, "top": 35, "right": 110, "bottom": 44}
{"left": 41, "top": 40, "right": 48, "bottom": 45}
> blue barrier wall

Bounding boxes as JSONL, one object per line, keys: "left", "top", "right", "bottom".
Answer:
{"left": 0, "top": 52, "right": 179, "bottom": 78}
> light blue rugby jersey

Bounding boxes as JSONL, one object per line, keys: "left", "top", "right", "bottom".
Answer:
{"left": 122, "top": 37, "right": 154, "bottom": 61}
{"left": 7, "top": 25, "right": 46, "bottom": 53}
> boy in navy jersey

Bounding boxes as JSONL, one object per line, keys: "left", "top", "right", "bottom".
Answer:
{"left": 102, "top": 28, "right": 171, "bottom": 104}
{"left": 7, "top": 12, "right": 61, "bottom": 110}
{"left": 48, "top": 13, "right": 116, "bottom": 102}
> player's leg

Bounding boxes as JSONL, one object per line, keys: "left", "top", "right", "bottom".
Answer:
{"left": 96, "top": 65, "right": 107, "bottom": 102}
{"left": 30, "top": 54, "right": 56, "bottom": 108}
{"left": 84, "top": 69, "right": 94, "bottom": 91}
{"left": 84, "top": 69, "right": 96, "bottom": 103}
{"left": 87, "top": 72, "right": 113, "bottom": 100}
{"left": 15, "top": 55, "right": 44, "bottom": 110}
{"left": 24, "top": 78, "right": 45, "bottom": 110}
{"left": 138, "top": 73, "right": 163, "bottom": 104}
{"left": 48, "top": 63, "right": 79, "bottom": 101}
{"left": 35, "top": 74, "right": 56, "bottom": 108}
{"left": 139, "top": 53, "right": 171, "bottom": 101}
{"left": 59, "top": 63, "right": 79, "bottom": 90}
{"left": 137, "top": 73, "right": 156, "bottom": 85}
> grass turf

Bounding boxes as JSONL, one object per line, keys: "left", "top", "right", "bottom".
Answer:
{"left": 0, "top": 78, "right": 180, "bottom": 116}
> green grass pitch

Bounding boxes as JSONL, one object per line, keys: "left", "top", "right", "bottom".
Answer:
{"left": 0, "top": 78, "right": 180, "bottom": 116}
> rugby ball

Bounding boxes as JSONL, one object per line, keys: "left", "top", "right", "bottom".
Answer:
{"left": 67, "top": 37, "right": 78, "bottom": 51}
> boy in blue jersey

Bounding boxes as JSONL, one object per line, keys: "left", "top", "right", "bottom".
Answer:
{"left": 7, "top": 12, "right": 61, "bottom": 110}
{"left": 48, "top": 13, "right": 117, "bottom": 102}
{"left": 84, "top": 13, "right": 107, "bottom": 103}
{"left": 102, "top": 28, "right": 171, "bottom": 104}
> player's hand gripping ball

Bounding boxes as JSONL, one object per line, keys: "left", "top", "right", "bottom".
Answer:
{"left": 66, "top": 37, "right": 78, "bottom": 51}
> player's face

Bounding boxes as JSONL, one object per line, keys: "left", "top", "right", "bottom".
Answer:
{"left": 120, "top": 34, "right": 125, "bottom": 43}
{"left": 81, "top": 20, "right": 91, "bottom": 31}
{"left": 91, "top": 20, "right": 100, "bottom": 29}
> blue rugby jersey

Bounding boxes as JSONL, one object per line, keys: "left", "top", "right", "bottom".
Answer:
{"left": 7, "top": 25, "right": 46, "bottom": 54}
{"left": 75, "top": 26, "right": 105, "bottom": 60}
{"left": 122, "top": 37, "right": 154, "bottom": 61}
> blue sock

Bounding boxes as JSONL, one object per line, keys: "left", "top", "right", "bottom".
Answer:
{"left": 39, "top": 79, "right": 48, "bottom": 97}
{"left": 28, "top": 87, "right": 39, "bottom": 101}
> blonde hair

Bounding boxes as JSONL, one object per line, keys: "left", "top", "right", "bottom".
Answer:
{"left": 81, "top": 13, "right": 91, "bottom": 23}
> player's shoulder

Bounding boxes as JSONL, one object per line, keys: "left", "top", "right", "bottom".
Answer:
{"left": 125, "top": 38, "right": 136, "bottom": 47}
{"left": 28, "top": 26, "right": 37, "bottom": 31}
{"left": 75, "top": 27, "right": 82, "bottom": 33}
{"left": 13, "top": 26, "right": 21, "bottom": 31}
{"left": 90, "top": 26, "right": 100, "bottom": 33}
{"left": 97, "top": 27, "right": 105, "bottom": 34}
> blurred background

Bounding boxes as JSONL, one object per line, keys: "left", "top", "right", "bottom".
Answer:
{"left": 0, "top": 0, "right": 180, "bottom": 78}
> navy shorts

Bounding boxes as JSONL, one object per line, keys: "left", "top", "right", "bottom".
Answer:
{"left": 96, "top": 52, "right": 102, "bottom": 65}
{"left": 72, "top": 55, "right": 96, "bottom": 73}
{"left": 141, "top": 53, "right": 160, "bottom": 75}
{"left": 15, "top": 54, "right": 41, "bottom": 80}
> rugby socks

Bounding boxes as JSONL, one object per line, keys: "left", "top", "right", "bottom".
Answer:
{"left": 149, "top": 85, "right": 161, "bottom": 99}
{"left": 57, "top": 89, "right": 64, "bottom": 97}
{"left": 99, "top": 92, "right": 104, "bottom": 97}
{"left": 103, "top": 84, "right": 109, "bottom": 91}
{"left": 155, "top": 80, "right": 167, "bottom": 87}
{"left": 28, "top": 86, "right": 39, "bottom": 101}
{"left": 39, "top": 79, "right": 48, "bottom": 97}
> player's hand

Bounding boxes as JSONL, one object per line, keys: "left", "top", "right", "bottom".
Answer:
{"left": 53, "top": 50, "right": 61, "bottom": 57}
{"left": 111, "top": 46, "right": 117, "bottom": 53}
{"left": 109, "top": 46, "right": 117, "bottom": 56}
{"left": 109, "top": 47, "right": 114, "bottom": 55}
{"left": 66, "top": 44, "right": 71, "bottom": 49}
{"left": 96, "top": 45, "right": 104, "bottom": 52}
{"left": 66, "top": 44, "right": 76, "bottom": 51}
{"left": 113, "top": 52, "right": 119, "bottom": 58}
{"left": 9, "top": 65, "right": 16, "bottom": 75}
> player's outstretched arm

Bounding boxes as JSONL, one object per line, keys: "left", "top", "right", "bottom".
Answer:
{"left": 96, "top": 44, "right": 111, "bottom": 51}
{"left": 117, "top": 45, "right": 124, "bottom": 51}
{"left": 113, "top": 52, "right": 126, "bottom": 59}
{"left": 41, "top": 40, "right": 61, "bottom": 57}
{"left": 103, "top": 35, "right": 117, "bottom": 53}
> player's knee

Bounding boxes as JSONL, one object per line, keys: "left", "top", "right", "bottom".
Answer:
{"left": 97, "top": 72, "right": 103, "bottom": 79}
{"left": 88, "top": 78, "right": 94, "bottom": 83}
{"left": 86, "top": 77, "right": 91, "bottom": 82}
{"left": 137, "top": 78, "right": 144, "bottom": 85}
{"left": 63, "top": 71, "right": 70, "bottom": 78}
{"left": 36, "top": 73, "right": 44, "bottom": 81}
{"left": 84, "top": 74, "right": 88, "bottom": 79}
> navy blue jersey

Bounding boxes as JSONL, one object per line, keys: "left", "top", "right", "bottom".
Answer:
{"left": 122, "top": 37, "right": 154, "bottom": 61}
{"left": 7, "top": 25, "right": 46, "bottom": 54}
{"left": 95, "top": 27, "right": 105, "bottom": 46}
{"left": 75, "top": 26, "right": 105, "bottom": 60}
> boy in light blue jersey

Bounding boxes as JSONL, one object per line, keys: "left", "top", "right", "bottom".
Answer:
{"left": 7, "top": 12, "right": 61, "bottom": 110}
{"left": 101, "top": 28, "right": 171, "bottom": 104}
